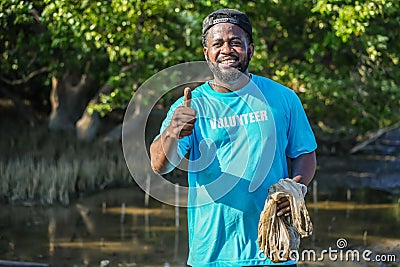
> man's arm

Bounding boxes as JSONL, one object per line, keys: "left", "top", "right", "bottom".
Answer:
{"left": 150, "top": 128, "right": 181, "bottom": 174}
{"left": 277, "top": 151, "right": 317, "bottom": 216}
{"left": 290, "top": 151, "right": 317, "bottom": 186}
{"left": 150, "top": 88, "right": 195, "bottom": 174}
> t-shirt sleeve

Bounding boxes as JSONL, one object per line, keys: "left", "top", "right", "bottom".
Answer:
{"left": 285, "top": 91, "right": 317, "bottom": 158}
{"left": 153, "top": 97, "right": 191, "bottom": 160}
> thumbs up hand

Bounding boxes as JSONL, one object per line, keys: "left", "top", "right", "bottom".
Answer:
{"left": 184, "top": 87, "right": 192, "bottom": 108}
{"left": 168, "top": 87, "right": 196, "bottom": 139}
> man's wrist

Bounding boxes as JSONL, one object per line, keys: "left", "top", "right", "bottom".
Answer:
{"left": 164, "top": 125, "right": 180, "bottom": 140}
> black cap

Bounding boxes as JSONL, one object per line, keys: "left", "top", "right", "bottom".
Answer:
{"left": 202, "top": 8, "right": 253, "bottom": 43}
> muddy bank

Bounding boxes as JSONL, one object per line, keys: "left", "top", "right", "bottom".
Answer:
{"left": 314, "top": 155, "right": 400, "bottom": 201}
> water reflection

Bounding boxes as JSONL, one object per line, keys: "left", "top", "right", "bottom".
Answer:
{"left": 0, "top": 187, "right": 189, "bottom": 267}
{"left": 0, "top": 186, "right": 399, "bottom": 266}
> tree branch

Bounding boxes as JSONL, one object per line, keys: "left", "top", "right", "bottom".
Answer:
{"left": 0, "top": 66, "right": 51, "bottom": 86}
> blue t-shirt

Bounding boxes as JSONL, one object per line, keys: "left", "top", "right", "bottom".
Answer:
{"left": 157, "top": 74, "right": 317, "bottom": 267}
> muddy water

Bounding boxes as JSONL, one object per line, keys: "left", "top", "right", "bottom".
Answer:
{"left": 1, "top": 156, "right": 400, "bottom": 267}
{"left": 0, "top": 187, "right": 189, "bottom": 267}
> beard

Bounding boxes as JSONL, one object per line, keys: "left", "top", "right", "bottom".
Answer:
{"left": 206, "top": 52, "right": 251, "bottom": 85}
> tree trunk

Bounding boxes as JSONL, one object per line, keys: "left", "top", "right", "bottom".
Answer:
{"left": 75, "top": 84, "right": 113, "bottom": 141}
{"left": 75, "top": 109, "right": 100, "bottom": 141}
{"left": 48, "top": 70, "right": 91, "bottom": 132}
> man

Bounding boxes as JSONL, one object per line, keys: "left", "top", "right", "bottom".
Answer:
{"left": 150, "top": 8, "right": 317, "bottom": 267}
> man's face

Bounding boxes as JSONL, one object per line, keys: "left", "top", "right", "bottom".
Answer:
{"left": 203, "top": 23, "right": 254, "bottom": 84}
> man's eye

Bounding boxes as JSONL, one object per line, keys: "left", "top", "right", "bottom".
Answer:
{"left": 212, "top": 42, "right": 222, "bottom": 47}
{"left": 231, "top": 40, "right": 242, "bottom": 46}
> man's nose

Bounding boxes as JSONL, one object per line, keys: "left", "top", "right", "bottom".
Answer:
{"left": 221, "top": 42, "right": 232, "bottom": 54}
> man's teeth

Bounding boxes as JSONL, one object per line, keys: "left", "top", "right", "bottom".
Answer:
{"left": 221, "top": 60, "right": 236, "bottom": 64}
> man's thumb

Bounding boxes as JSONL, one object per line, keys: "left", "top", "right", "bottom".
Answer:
{"left": 184, "top": 87, "right": 191, "bottom": 108}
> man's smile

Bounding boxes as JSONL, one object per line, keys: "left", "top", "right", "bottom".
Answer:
{"left": 217, "top": 56, "right": 239, "bottom": 67}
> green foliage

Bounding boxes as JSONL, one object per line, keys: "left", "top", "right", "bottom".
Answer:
{"left": 40, "top": 0, "right": 205, "bottom": 112}
{"left": 246, "top": 0, "right": 400, "bottom": 134}
{"left": 1, "top": 0, "right": 399, "bottom": 136}
{"left": 305, "top": 0, "right": 400, "bottom": 133}
{"left": 0, "top": 1, "right": 51, "bottom": 87}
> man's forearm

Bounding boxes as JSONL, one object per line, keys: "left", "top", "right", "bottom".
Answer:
{"left": 150, "top": 128, "right": 181, "bottom": 174}
{"left": 291, "top": 151, "right": 317, "bottom": 185}
{"left": 150, "top": 97, "right": 196, "bottom": 174}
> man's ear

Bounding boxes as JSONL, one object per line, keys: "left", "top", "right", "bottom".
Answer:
{"left": 248, "top": 43, "right": 254, "bottom": 59}
{"left": 203, "top": 47, "right": 208, "bottom": 60}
